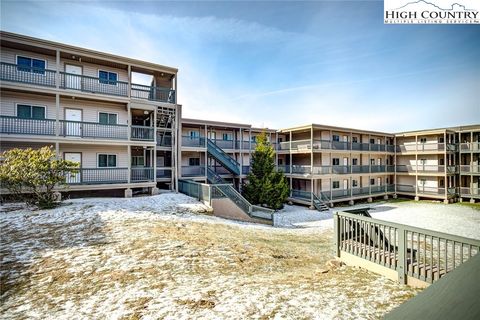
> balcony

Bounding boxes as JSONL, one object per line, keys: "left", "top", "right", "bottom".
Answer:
{"left": 156, "top": 167, "right": 173, "bottom": 179}
{"left": 59, "top": 120, "right": 128, "bottom": 140}
{"left": 66, "top": 168, "right": 129, "bottom": 184}
{"left": 396, "top": 184, "right": 456, "bottom": 196}
{"left": 157, "top": 135, "right": 172, "bottom": 147}
{"left": 459, "top": 165, "right": 480, "bottom": 174}
{"left": 281, "top": 164, "right": 393, "bottom": 175}
{"left": 131, "top": 83, "right": 176, "bottom": 104}
{"left": 319, "top": 184, "right": 395, "bottom": 200}
{"left": 396, "top": 165, "right": 458, "bottom": 174}
{"left": 278, "top": 138, "right": 394, "bottom": 152}
{"left": 1, "top": 63, "right": 176, "bottom": 103}
{"left": 397, "top": 143, "right": 457, "bottom": 153}
{"left": 211, "top": 138, "right": 236, "bottom": 150}
{"left": 1, "top": 62, "right": 56, "bottom": 87}
{"left": 460, "top": 142, "right": 480, "bottom": 153}
{"left": 60, "top": 72, "right": 128, "bottom": 97}
{"left": 459, "top": 187, "right": 480, "bottom": 197}
{"left": 181, "top": 166, "right": 206, "bottom": 177}
{"left": 1, "top": 116, "right": 56, "bottom": 135}
{"left": 131, "top": 167, "right": 154, "bottom": 182}
{"left": 131, "top": 126, "right": 154, "bottom": 141}
{"left": 182, "top": 136, "right": 206, "bottom": 148}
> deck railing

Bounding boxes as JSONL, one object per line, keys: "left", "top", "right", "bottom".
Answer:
{"left": 460, "top": 142, "right": 480, "bottom": 152}
{"left": 156, "top": 167, "right": 173, "bottom": 179}
{"left": 59, "top": 120, "right": 128, "bottom": 139}
{"left": 131, "top": 167, "right": 154, "bottom": 181}
{"left": 65, "top": 168, "right": 129, "bottom": 185}
{"left": 60, "top": 72, "right": 129, "bottom": 96}
{"left": 1, "top": 62, "right": 56, "bottom": 87}
{"left": 0, "top": 116, "right": 56, "bottom": 135}
{"left": 279, "top": 139, "right": 394, "bottom": 152}
{"left": 181, "top": 165, "right": 206, "bottom": 177}
{"left": 182, "top": 136, "right": 206, "bottom": 147}
{"left": 459, "top": 165, "right": 480, "bottom": 174}
{"left": 459, "top": 187, "right": 479, "bottom": 197}
{"left": 157, "top": 135, "right": 172, "bottom": 147}
{"left": 131, "top": 125, "right": 154, "bottom": 141}
{"left": 397, "top": 143, "right": 457, "bottom": 153}
{"left": 334, "top": 211, "right": 480, "bottom": 284}
{"left": 130, "top": 83, "right": 176, "bottom": 103}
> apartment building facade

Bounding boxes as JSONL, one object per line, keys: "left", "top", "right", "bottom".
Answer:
{"left": 0, "top": 31, "right": 180, "bottom": 197}
{"left": 0, "top": 32, "right": 478, "bottom": 206}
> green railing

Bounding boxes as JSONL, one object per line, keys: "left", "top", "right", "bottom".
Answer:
{"left": 0, "top": 116, "right": 56, "bottom": 135}
{"left": 207, "top": 139, "right": 240, "bottom": 175}
{"left": 131, "top": 167, "right": 154, "bottom": 182}
{"left": 59, "top": 120, "right": 128, "bottom": 139}
{"left": 178, "top": 179, "right": 212, "bottom": 202}
{"left": 131, "top": 83, "right": 176, "bottom": 103}
{"left": 1, "top": 62, "right": 56, "bottom": 87}
{"left": 207, "top": 167, "right": 226, "bottom": 184}
{"left": 131, "top": 125, "right": 154, "bottom": 141}
{"left": 334, "top": 211, "right": 480, "bottom": 284}
{"left": 66, "top": 168, "right": 129, "bottom": 185}
{"left": 60, "top": 72, "right": 128, "bottom": 96}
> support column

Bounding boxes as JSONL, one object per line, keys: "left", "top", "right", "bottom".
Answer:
{"left": 310, "top": 126, "right": 313, "bottom": 203}
{"left": 127, "top": 146, "right": 131, "bottom": 184}
{"left": 127, "top": 65, "right": 132, "bottom": 98}
{"left": 415, "top": 135, "right": 418, "bottom": 198}
{"left": 55, "top": 93, "right": 60, "bottom": 137}
{"left": 444, "top": 131, "right": 448, "bottom": 201}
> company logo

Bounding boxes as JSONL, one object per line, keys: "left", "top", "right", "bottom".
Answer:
{"left": 384, "top": 0, "right": 480, "bottom": 24}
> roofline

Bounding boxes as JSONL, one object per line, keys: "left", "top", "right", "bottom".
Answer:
{"left": 0, "top": 31, "right": 178, "bottom": 74}
{"left": 394, "top": 124, "right": 480, "bottom": 136}
{"left": 181, "top": 118, "right": 276, "bottom": 132}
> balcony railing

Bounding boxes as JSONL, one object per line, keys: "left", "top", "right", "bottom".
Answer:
{"left": 211, "top": 138, "right": 236, "bottom": 150}
{"left": 156, "top": 167, "right": 172, "bottom": 179}
{"left": 59, "top": 120, "right": 128, "bottom": 140}
{"left": 397, "top": 143, "right": 457, "bottom": 153}
{"left": 281, "top": 164, "right": 394, "bottom": 175}
{"left": 66, "top": 168, "right": 128, "bottom": 185}
{"left": 459, "top": 165, "right": 480, "bottom": 174}
{"left": 60, "top": 72, "right": 128, "bottom": 96}
{"left": 459, "top": 187, "right": 480, "bottom": 197}
{"left": 396, "top": 184, "right": 416, "bottom": 193}
{"left": 460, "top": 142, "right": 480, "bottom": 152}
{"left": 1, "top": 62, "right": 56, "bottom": 87}
{"left": 396, "top": 165, "right": 458, "bottom": 174}
{"left": 0, "top": 116, "right": 56, "bottom": 135}
{"left": 278, "top": 138, "right": 394, "bottom": 152}
{"left": 131, "top": 83, "right": 176, "bottom": 104}
{"left": 182, "top": 136, "right": 206, "bottom": 147}
{"left": 396, "top": 184, "right": 456, "bottom": 196}
{"left": 131, "top": 126, "right": 154, "bottom": 141}
{"left": 242, "top": 165, "right": 250, "bottom": 175}
{"left": 131, "top": 167, "right": 154, "bottom": 182}
{"left": 157, "top": 135, "right": 172, "bottom": 147}
{"left": 181, "top": 166, "right": 206, "bottom": 177}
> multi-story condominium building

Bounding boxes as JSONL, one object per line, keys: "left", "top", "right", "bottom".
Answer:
{"left": 0, "top": 32, "right": 478, "bottom": 207}
{"left": 276, "top": 124, "right": 396, "bottom": 208}
{"left": 0, "top": 31, "right": 180, "bottom": 197}
{"left": 180, "top": 118, "right": 276, "bottom": 188}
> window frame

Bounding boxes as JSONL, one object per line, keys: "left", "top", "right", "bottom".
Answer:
{"left": 332, "top": 181, "right": 340, "bottom": 189}
{"left": 189, "top": 130, "right": 200, "bottom": 139}
{"left": 15, "top": 103, "right": 47, "bottom": 119}
{"left": 352, "top": 180, "right": 358, "bottom": 188}
{"left": 98, "top": 111, "right": 119, "bottom": 125}
{"left": 97, "top": 153, "right": 118, "bottom": 168}
{"left": 332, "top": 158, "right": 340, "bottom": 166}
{"left": 332, "top": 135, "right": 340, "bottom": 142}
{"left": 222, "top": 133, "right": 233, "bottom": 141}
{"left": 98, "top": 69, "right": 119, "bottom": 86}
{"left": 16, "top": 55, "right": 47, "bottom": 75}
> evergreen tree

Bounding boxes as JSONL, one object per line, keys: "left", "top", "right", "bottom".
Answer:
{"left": 242, "top": 132, "right": 289, "bottom": 210}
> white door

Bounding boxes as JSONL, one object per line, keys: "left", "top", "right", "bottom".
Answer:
{"left": 65, "top": 109, "right": 82, "bottom": 136}
{"left": 65, "top": 153, "right": 81, "bottom": 184}
{"left": 377, "top": 178, "right": 381, "bottom": 186}
{"left": 343, "top": 157, "right": 348, "bottom": 166}
{"left": 343, "top": 135, "right": 348, "bottom": 142}
{"left": 65, "top": 64, "right": 82, "bottom": 90}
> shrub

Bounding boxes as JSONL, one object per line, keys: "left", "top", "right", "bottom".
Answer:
{"left": 0, "top": 147, "right": 79, "bottom": 209}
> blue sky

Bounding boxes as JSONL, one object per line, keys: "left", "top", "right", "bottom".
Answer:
{"left": 1, "top": 0, "right": 479, "bottom": 132}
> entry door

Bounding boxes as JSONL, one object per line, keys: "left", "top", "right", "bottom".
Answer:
{"left": 65, "top": 64, "right": 82, "bottom": 90}
{"left": 65, "top": 109, "right": 82, "bottom": 136}
{"left": 64, "top": 153, "right": 81, "bottom": 184}
{"left": 208, "top": 131, "right": 216, "bottom": 141}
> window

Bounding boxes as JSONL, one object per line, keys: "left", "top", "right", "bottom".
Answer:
{"left": 98, "top": 70, "right": 118, "bottom": 85}
{"left": 352, "top": 180, "right": 358, "bottom": 187}
{"left": 17, "top": 104, "right": 45, "bottom": 119}
{"left": 439, "top": 179, "right": 444, "bottom": 187}
{"left": 352, "top": 137, "right": 358, "bottom": 143}
{"left": 98, "top": 154, "right": 117, "bottom": 167}
{"left": 370, "top": 158, "right": 375, "bottom": 165}
{"left": 189, "top": 158, "right": 200, "bottom": 166}
{"left": 352, "top": 158, "right": 358, "bottom": 165}
{"left": 17, "top": 56, "right": 46, "bottom": 74}
{"left": 332, "top": 158, "right": 340, "bottom": 165}
{"left": 370, "top": 138, "right": 375, "bottom": 144}
{"left": 386, "top": 178, "right": 389, "bottom": 184}
{"left": 332, "top": 181, "right": 340, "bottom": 189}
{"left": 420, "top": 138, "right": 427, "bottom": 143}
{"left": 333, "top": 135, "right": 340, "bottom": 142}
{"left": 222, "top": 133, "right": 232, "bottom": 141}
{"left": 439, "top": 158, "right": 445, "bottom": 165}
{"left": 99, "top": 112, "right": 118, "bottom": 125}
{"left": 132, "top": 156, "right": 144, "bottom": 167}
{"left": 189, "top": 131, "right": 200, "bottom": 138}
{"left": 370, "top": 178, "right": 375, "bottom": 185}
{"left": 278, "top": 158, "right": 283, "bottom": 165}
{"left": 251, "top": 136, "right": 257, "bottom": 142}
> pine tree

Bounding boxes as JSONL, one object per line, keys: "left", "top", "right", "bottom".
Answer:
{"left": 242, "top": 132, "right": 289, "bottom": 210}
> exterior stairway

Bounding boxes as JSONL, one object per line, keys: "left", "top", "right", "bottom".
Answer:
{"left": 207, "top": 167, "right": 226, "bottom": 184}
{"left": 313, "top": 193, "right": 330, "bottom": 211}
{"left": 207, "top": 139, "right": 240, "bottom": 175}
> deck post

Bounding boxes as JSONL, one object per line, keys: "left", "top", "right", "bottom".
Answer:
{"left": 334, "top": 213, "right": 340, "bottom": 257}
{"left": 397, "top": 227, "right": 407, "bottom": 284}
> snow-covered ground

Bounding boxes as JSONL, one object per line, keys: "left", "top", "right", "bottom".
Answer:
{"left": 275, "top": 201, "right": 480, "bottom": 240}
{"left": 1, "top": 193, "right": 422, "bottom": 319}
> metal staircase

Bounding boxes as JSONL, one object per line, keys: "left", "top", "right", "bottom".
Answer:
{"left": 207, "top": 167, "right": 226, "bottom": 184}
{"left": 207, "top": 139, "right": 240, "bottom": 175}
{"left": 212, "top": 184, "right": 274, "bottom": 220}
{"left": 312, "top": 193, "right": 330, "bottom": 212}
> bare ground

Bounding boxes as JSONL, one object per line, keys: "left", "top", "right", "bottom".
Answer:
{"left": 1, "top": 194, "right": 419, "bottom": 319}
